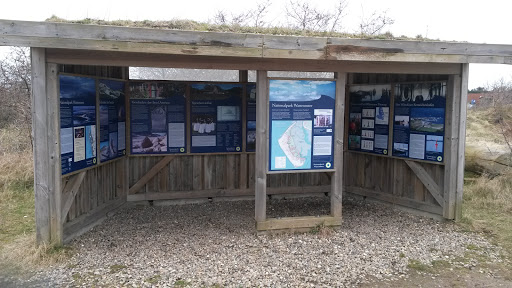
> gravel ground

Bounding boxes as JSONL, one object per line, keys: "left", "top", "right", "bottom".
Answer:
{"left": 1, "top": 196, "right": 506, "bottom": 287}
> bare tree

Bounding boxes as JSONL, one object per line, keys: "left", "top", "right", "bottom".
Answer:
{"left": 212, "top": 0, "right": 272, "bottom": 28}
{"left": 252, "top": 0, "right": 272, "bottom": 28}
{"left": 359, "top": 9, "right": 394, "bottom": 36}
{"left": 0, "top": 47, "right": 32, "bottom": 147}
{"left": 285, "top": 0, "right": 330, "bottom": 31}
{"left": 213, "top": 11, "right": 229, "bottom": 25}
{"left": 487, "top": 79, "right": 512, "bottom": 153}
{"left": 329, "top": 0, "right": 349, "bottom": 32}
{"left": 285, "top": 0, "right": 348, "bottom": 32}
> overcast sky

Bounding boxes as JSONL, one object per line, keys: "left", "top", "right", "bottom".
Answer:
{"left": 1, "top": 0, "right": 511, "bottom": 89}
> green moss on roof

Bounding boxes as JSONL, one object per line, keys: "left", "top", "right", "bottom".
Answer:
{"left": 45, "top": 15, "right": 441, "bottom": 41}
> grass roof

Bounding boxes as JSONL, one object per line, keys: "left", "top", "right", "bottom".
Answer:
{"left": 45, "top": 15, "right": 440, "bottom": 41}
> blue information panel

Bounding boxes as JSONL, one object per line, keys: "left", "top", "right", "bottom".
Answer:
{"left": 348, "top": 85, "right": 391, "bottom": 155}
{"left": 246, "top": 83, "right": 257, "bottom": 152}
{"left": 129, "top": 82, "right": 187, "bottom": 154}
{"left": 269, "top": 79, "right": 336, "bottom": 171}
{"left": 99, "top": 79, "right": 126, "bottom": 162}
{"left": 392, "top": 82, "right": 446, "bottom": 162}
{"left": 59, "top": 75, "right": 97, "bottom": 175}
{"left": 190, "top": 83, "right": 242, "bottom": 153}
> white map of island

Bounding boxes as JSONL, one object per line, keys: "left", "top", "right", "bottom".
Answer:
{"left": 272, "top": 120, "right": 312, "bottom": 169}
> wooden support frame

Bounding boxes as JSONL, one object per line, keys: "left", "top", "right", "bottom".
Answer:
{"left": 61, "top": 171, "right": 86, "bottom": 222}
{"left": 128, "top": 155, "right": 176, "bottom": 195}
{"left": 31, "top": 48, "right": 63, "bottom": 245}
{"left": 405, "top": 160, "right": 443, "bottom": 206}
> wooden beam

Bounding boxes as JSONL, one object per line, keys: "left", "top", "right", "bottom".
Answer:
{"left": 126, "top": 185, "right": 331, "bottom": 201}
{"left": 455, "top": 64, "right": 469, "bottom": 221}
{"left": 344, "top": 186, "right": 443, "bottom": 215}
{"left": 404, "top": 160, "right": 443, "bottom": 206}
{"left": 45, "top": 49, "right": 462, "bottom": 75}
{"left": 331, "top": 72, "right": 346, "bottom": 218}
{"left": 4, "top": 20, "right": 512, "bottom": 64}
{"left": 61, "top": 171, "right": 86, "bottom": 222}
{"left": 31, "top": 48, "right": 51, "bottom": 245}
{"left": 256, "top": 216, "right": 342, "bottom": 231}
{"left": 128, "top": 155, "right": 176, "bottom": 195}
{"left": 255, "top": 70, "right": 268, "bottom": 222}
{"left": 444, "top": 74, "right": 461, "bottom": 219}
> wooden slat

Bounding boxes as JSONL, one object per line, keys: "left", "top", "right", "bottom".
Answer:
{"left": 128, "top": 155, "right": 175, "bottom": 195}
{"left": 215, "top": 155, "right": 225, "bottom": 189}
{"left": 405, "top": 160, "right": 443, "bottom": 206}
{"left": 331, "top": 72, "right": 346, "bottom": 218}
{"left": 256, "top": 216, "right": 341, "bottom": 231}
{"left": 204, "top": 156, "right": 215, "bottom": 189}
{"left": 192, "top": 156, "right": 203, "bottom": 190}
{"left": 456, "top": 64, "right": 469, "bottom": 221}
{"left": 226, "top": 155, "right": 235, "bottom": 190}
{"left": 61, "top": 171, "right": 86, "bottom": 222}
{"left": 255, "top": 70, "right": 268, "bottom": 222}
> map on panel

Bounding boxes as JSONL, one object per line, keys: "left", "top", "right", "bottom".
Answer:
{"left": 271, "top": 120, "right": 312, "bottom": 169}
{"left": 268, "top": 79, "right": 336, "bottom": 171}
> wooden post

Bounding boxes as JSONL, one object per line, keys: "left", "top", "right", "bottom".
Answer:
{"left": 239, "top": 70, "right": 248, "bottom": 83}
{"left": 255, "top": 70, "right": 268, "bottom": 222}
{"left": 444, "top": 74, "right": 461, "bottom": 219}
{"left": 31, "top": 48, "right": 63, "bottom": 245}
{"left": 331, "top": 72, "right": 346, "bottom": 218}
{"left": 455, "top": 64, "right": 469, "bottom": 221}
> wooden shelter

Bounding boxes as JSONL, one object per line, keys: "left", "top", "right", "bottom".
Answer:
{"left": 2, "top": 19, "right": 511, "bottom": 245}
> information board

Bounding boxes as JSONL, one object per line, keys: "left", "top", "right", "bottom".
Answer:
{"left": 59, "top": 75, "right": 97, "bottom": 175}
{"left": 129, "top": 82, "right": 187, "bottom": 154}
{"left": 99, "top": 79, "right": 126, "bottom": 162}
{"left": 246, "top": 83, "right": 257, "bottom": 152}
{"left": 392, "top": 82, "right": 446, "bottom": 162}
{"left": 190, "top": 83, "right": 243, "bottom": 153}
{"left": 348, "top": 85, "right": 391, "bottom": 155}
{"left": 268, "top": 79, "right": 336, "bottom": 171}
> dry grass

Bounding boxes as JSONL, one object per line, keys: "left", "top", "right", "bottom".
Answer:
{"left": 0, "top": 235, "right": 71, "bottom": 271}
{"left": 466, "top": 108, "right": 505, "bottom": 144}
{"left": 0, "top": 127, "right": 34, "bottom": 244}
{"left": 0, "top": 126, "right": 72, "bottom": 273}
{"left": 462, "top": 172, "right": 512, "bottom": 265}
{"left": 462, "top": 105, "right": 512, "bottom": 267}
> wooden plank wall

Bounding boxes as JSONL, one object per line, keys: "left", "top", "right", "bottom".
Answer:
{"left": 344, "top": 73, "right": 449, "bottom": 216}
{"left": 60, "top": 65, "right": 126, "bottom": 225}
{"left": 128, "top": 155, "right": 331, "bottom": 195}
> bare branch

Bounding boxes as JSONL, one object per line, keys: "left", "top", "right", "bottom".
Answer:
{"left": 359, "top": 9, "right": 395, "bottom": 36}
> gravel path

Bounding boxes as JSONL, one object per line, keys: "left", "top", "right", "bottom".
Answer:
{"left": 3, "top": 196, "right": 505, "bottom": 287}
